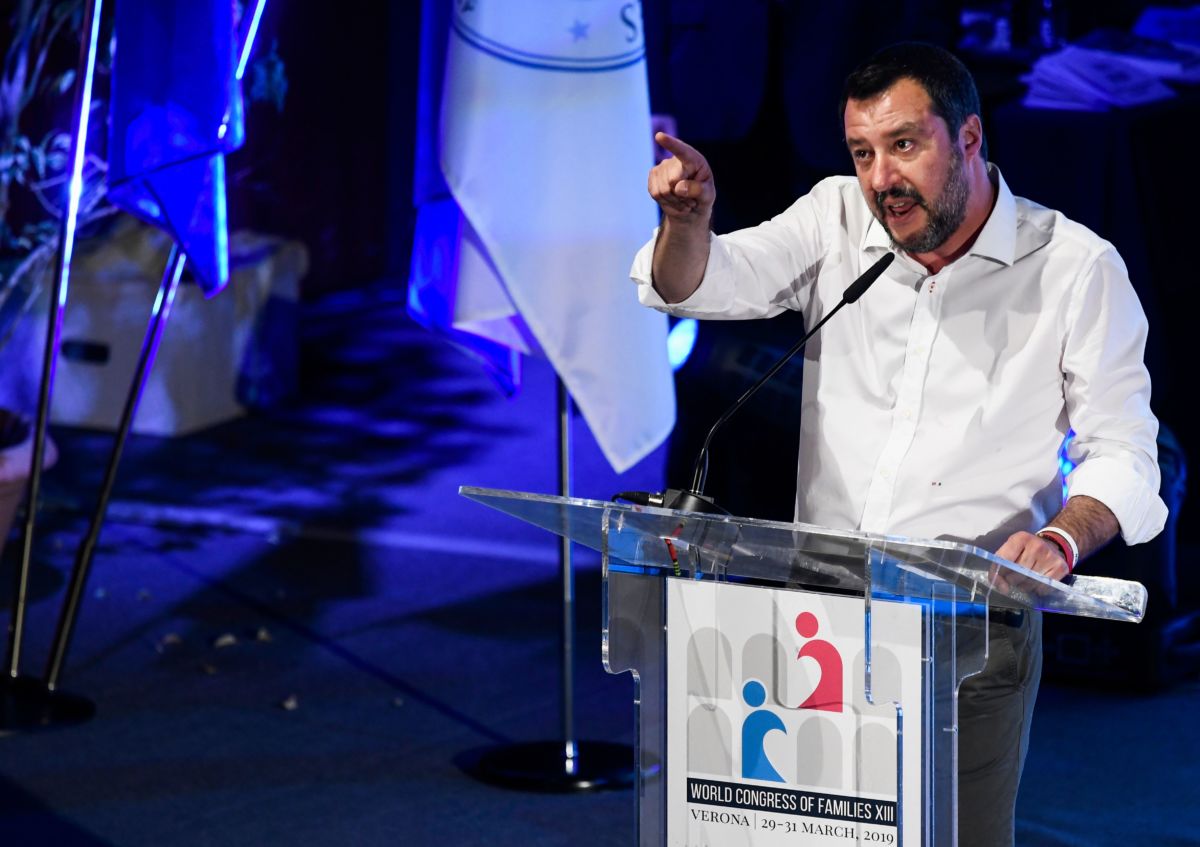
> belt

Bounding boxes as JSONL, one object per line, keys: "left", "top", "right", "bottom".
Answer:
{"left": 988, "top": 607, "right": 1027, "bottom": 627}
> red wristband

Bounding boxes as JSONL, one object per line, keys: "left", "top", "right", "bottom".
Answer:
{"left": 1036, "top": 531, "right": 1075, "bottom": 572}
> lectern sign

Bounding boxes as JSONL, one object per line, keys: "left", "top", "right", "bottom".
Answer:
{"left": 666, "top": 580, "right": 923, "bottom": 846}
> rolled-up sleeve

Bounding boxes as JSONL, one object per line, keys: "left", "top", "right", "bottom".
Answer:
{"left": 629, "top": 183, "right": 831, "bottom": 320}
{"left": 629, "top": 228, "right": 744, "bottom": 316}
{"left": 1062, "top": 247, "right": 1168, "bottom": 544}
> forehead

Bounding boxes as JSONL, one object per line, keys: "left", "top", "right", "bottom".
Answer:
{"left": 843, "top": 78, "right": 946, "bottom": 142}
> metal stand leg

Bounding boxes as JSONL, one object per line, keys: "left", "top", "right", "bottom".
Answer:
{"left": 0, "top": 246, "right": 185, "bottom": 732}
{"left": 0, "top": 0, "right": 104, "bottom": 733}
{"left": 558, "top": 377, "right": 578, "bottom": 771}
{"left": 462, "top": 378, "right": 634, "bottom": 792}
{"left": 44, "top": 246, "right": 187, "bottom": 690}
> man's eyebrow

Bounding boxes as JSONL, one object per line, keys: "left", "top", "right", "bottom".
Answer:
{"left": 845, "top": 121, "right": 930, "bottom": 147}
{"left": 884, "top": 121, "right": 927, "bottom": 138}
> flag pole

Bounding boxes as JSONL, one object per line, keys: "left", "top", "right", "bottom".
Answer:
{"left": 0, "top": 245, "right": 185, "bottom": 731}
{"left": 0, "top": 0, "right": 104, "bottom": 732}
{"left": 43, "top": 246, "right": 187, "bottom": 691}
{"left": 463, "top": 377, "right": 634, "bottom": 791}
{"left": 558, "top": 377, "right": 578, "bottom": 770}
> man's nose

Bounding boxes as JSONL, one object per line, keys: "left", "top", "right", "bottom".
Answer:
{"left": 870, "top": 156, "right": 899, "bottom": 195}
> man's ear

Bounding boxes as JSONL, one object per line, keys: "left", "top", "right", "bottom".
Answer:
{"left": 960, "top": 114, "right": 984, "bottom": 161}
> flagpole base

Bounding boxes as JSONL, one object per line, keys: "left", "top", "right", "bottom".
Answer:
{"left": 0, "top": 675, "right": 95, "bottom": 735}
{"left": 460, "top": 740, "right": 634, "bottom": 793}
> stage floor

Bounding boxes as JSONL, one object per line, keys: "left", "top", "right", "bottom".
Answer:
{"left": 0, "top": 283, "right": 1195, "bottom": 846}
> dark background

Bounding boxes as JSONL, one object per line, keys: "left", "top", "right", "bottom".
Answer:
{"left": 224, "top": 0, "right": 1168, "bottom": 294}
{"left": 223, "top": 2, "right": 422, "bottom": 298}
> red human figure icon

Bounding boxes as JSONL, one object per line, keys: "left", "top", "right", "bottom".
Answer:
{"left": 795, "top": 612, "right": 843, "bottom": 713}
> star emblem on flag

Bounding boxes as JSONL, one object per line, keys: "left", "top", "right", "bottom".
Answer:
{"left": 568, "top": 19, "right": 589, "bottom": 41}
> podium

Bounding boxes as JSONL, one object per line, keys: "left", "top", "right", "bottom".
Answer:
{"left": 461, "top": 486, "right": 1145, "bottom": 846}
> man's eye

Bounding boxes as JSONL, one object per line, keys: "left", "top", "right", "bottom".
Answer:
{"left": 853, "top": 149, "right": 871, "bottom": 161}
{"left": 896, "top": 139, "right": 914, "bottom": 152}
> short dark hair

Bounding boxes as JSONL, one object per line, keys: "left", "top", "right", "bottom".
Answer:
{"left": 840, "top": 42, "right": 987, "bottom": 160}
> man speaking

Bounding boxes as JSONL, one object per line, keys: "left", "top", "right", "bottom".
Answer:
{"left": 631, "top": 42, "right": 1166, "bottom": 847}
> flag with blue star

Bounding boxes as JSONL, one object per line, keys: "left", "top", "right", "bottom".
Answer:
{"left": 409, "top": 0, "right": 674, "bottom": 472}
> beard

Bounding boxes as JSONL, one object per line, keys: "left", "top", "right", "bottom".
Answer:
{"left": 874, "top": 147, "right": 970, "bottom": 254}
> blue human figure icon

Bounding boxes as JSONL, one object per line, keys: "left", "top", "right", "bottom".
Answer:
{"left": 795, "top": 612, "right": 843, "bottom": 713}
{"left": 741, "top": 680, "right": 786, "bottom": 782}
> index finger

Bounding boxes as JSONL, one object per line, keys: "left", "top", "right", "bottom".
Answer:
{"left": 655, "top": 131, "right": 703, "bottom": 169}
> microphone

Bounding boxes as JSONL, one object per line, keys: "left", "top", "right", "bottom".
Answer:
{"left": 615, "top": 252, "right": 895, "bottom": 515}
{"left": 843, "top": 251, "right": 893, "bottom": 303}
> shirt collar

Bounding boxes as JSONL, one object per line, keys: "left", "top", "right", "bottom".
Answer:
{"left": 860, "top": 204, "right": 892, "bottom": 254}
{"left": 968, "top": 164, "right": 1017, "bottom": 266}
{"left": 858, "top": 163, "right": 1018, "bottom": 267}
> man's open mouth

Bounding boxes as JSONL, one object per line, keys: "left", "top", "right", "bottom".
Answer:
{"left": 884, "top": 198, "right": 919, "bottom": 220}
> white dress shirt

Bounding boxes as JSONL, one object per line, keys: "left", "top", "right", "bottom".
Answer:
{"left": 630, "top": 169, "right": 1167, "bottom": 551}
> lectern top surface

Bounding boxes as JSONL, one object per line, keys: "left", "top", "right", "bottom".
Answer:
{"left": 460, "top": 486, "right": 1147, "bottom": 623}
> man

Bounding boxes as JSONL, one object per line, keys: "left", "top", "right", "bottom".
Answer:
{"left": 630, "top": 43, "right": 1167, "bottom": 847}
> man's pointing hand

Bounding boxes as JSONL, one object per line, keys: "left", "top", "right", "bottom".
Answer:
{"left": 648, "top": 132, "right": 715, "bottom": 225}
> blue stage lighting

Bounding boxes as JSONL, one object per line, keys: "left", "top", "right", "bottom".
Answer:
{"left": 1058, "top": 429, "right": 1076, "bottom": 500}
{"left": 668, "top": 318, "right": 697, "bottom": 371}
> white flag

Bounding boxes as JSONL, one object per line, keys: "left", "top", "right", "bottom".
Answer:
{"left": 436, "top": 0, "right": 674, "bottom": 473}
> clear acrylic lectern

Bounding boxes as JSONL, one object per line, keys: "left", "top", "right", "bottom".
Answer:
{"left": 461, "top": 486, "right": 1145, "bottom": 847}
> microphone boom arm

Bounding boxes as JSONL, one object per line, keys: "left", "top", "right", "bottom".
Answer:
{"left": 689, "top": 252, "right": 896, "bottom": 496}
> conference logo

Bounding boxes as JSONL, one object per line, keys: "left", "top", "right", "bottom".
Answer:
{"left": 668, "top": 581, "right": 917, "bottom": 842}
{"left": 452, "top": 0, "right": 646, "bottom": 73}
{"left": 740, "top": 612, "right": 843, "bottom": 783}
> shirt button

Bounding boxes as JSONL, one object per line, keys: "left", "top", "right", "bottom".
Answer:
{"left": 880, "top": 468, "right": 892, "bottom": 480}
{"left": 901, "top": 409, "right": 913, "bottom": 421}
{"left": 915, "top": 345, "right": 928, "bottom": 355}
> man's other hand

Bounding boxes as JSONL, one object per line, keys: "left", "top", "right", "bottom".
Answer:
{"left": 995, "top": 531, "right": 1071, "bottom": 583}
{"left": 648, "top": 132, "right": 716, "bottom": 225}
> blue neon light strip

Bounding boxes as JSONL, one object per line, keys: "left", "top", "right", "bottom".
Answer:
{"left": 57, "top": 0, "right": 105, "bottom": 310}
{"left": 235, "top": 0, "right": 268, "bottom": 81}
